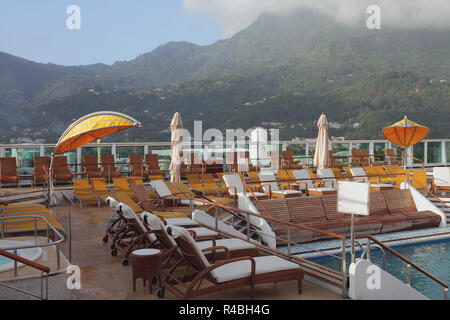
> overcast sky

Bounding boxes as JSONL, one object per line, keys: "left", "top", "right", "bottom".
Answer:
{"left": 1, "top": 0, "right": 448, "bottom": 66}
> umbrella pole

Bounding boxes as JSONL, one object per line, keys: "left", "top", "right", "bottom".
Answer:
{"left": 47, "top": 153, "right": 54, "bottom": 208}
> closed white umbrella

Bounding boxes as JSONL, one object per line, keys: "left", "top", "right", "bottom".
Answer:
{"left": 169, "top": 112, "right": 183, "bottom": 182}
{"left": 313, "top": 113, "right": 329, "bottom": 170}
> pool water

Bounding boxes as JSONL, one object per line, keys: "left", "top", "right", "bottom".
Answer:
{"left": 307, "top": 238, "right": 450, "bottom": 300}
{"left": 0, "top": 250, "right": 20, "bottom": 266}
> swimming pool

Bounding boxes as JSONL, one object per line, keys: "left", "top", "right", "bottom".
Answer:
{"left": 307, "top": 237, "right": 450, "bottom": 300}
{"left": 0, "top": 240, "right": 43, "bottom": 273}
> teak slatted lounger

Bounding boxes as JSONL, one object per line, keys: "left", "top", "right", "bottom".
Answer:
{"left": 0, "top": 157, "right": 19, "bottom": 186}
{"left": 100, "top": 154, "right": 121, "bottom": 180}
{"left": 53, "top": 156, "right": 73, "bottom": 184}
{"left": 159, "top": 225, "right": 304, "bottom": 300}
{"left": 73, "top": 179, "right": 100, "bottom": 208}
{"left": 246, "top": 171, "right": 264, "bottom": 192}
{"left": 258, "top": 170, "right": 302, "bottom": 198}
{"left": 127, "top": 177, "right": 158, "bottom": 198}
{"left": 129, "top": 154, "right": 149, "bottom": 180}
{"left": 32, "top": 156, "right": 50, "bottom": 185}
{"left": 82, "top": 154, "right": 103, "bottom": 179}
{"left": 90, "top": 177, "right": 114, "bottom": 203}
{"left": 350, "top": 167, "right": 395, "bottom": 191}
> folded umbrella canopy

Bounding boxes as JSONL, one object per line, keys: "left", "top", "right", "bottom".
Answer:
{"left": 382, "top": 115, "right": 429, "bottom": 168}
{"left": 49, "top": 111, "right": 141, "bottom": 205}
{"left": 314, "top": 113, "right": 329, "bottom": 170}
{"left": 169, "top": 112, "right": 183, "bottom": 183}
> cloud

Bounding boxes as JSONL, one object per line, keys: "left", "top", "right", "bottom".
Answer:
{"left": 183, "top": 0, "right": 450, "bottom": 38}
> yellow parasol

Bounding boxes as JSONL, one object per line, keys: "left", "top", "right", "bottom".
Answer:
{"left": 54, "top": 111, "right": 141, "bottom": 154}
{"left": 382, "top": 115, "right": 429, "bottom": 168}
{"left": 49, "top": 111, "right": 141, "bottom": 205}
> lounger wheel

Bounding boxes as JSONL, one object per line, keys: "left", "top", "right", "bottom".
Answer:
{"left": 102, "top": 236, "right": 108, "bottom": 243}
{"left": 122, "top": 258, "right": 129, "bottom": 266}
{"left": 152, "top": 277, "right": 158, "bottom": 285}
{"left": 110, "top": 244, "right": 115, "bottom": 250}
{"left": 156, "top": 288, "right": 165, "bottom": 298}
{"left": 111, "top": 249, "right": 117, "bottom": 256}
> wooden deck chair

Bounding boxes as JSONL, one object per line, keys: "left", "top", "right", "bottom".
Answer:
{"left": 351, "top": 149, "right": 362, "bottom": 166}
{"left": 276, "top": 170, "right": 296, "bottom": 189}
{"left": 172, "top": 181, "right": 233, "bottom": 206}
{"left": 101, "top": 154, "right": 121, "bottom": 180}
{"left": 258, "top": 171, "right": 301, "bottom": 198}
{"left": 432, "top": 167, "right": 450, "bottom": 193}
{"left": 185, "top": 153, "right": 206, "bottom": 174}
{"left": 129, "top": 154, "right": 149, "bottom": 180}
{"left": 73, "top": 179, "right": 100, "bottom": 208}
{"left": 201, "top": 173, "right": 227, "bottom": 195}
{"left": 52, "top": 156, "right": 72, "bottom": 184}
{"left": 113, "top": 177, "right": 137, "bottom": 201}
{"left": 373, "top": 166, "right": 395, "bottom": 183}
{"left": 150, "top": 180, "right": 203, "bottom": 207}
{"left": 316, "top": 168, "right": 337, "bottom": 188}
{"left": 332, "top": 167, "right": 345, "bottom": 179}
{"left": 386, "top": 148, "right": 400, "bottom": 165}
{"left": 281, "top": 151, "right": 302, "bottom": 170}
{"left": 328, "top": 150, "right": 344, "bottom": 168}
{"left": 82, "top": 154, "right": 103, "bottom": 179}
{"left": 222, "top": 173, "right": 268, "bottom": 200}
{"left": 145, "top": 154, "right": 165, "bottom": 180}
{"left": 90, "top": 177, "right": 114, "bottom": 202}
{"left": 33, "top": 156, "right": 50, "bottom": 185}
{"left": 115, "top": 191, "right": 144, "bottom": 213}
{"left": 159, "top": 225, "right": 303, "bottom": 300}
{"left": 217, "top": 172, "right": 244, "bottom": 186}
{"left": 0, "top": 157, "right": 18, "bottom": 186}
{"left": 186, "top": 174, "right": 218, "bottom": 196}
{"left": 291, "top": 169, "right": 336, "bottom": 196}
{"left": 127, "top": 177, "right": 158, "bottom": 198}
{"left": 360, "top": 149, "right": 371, "bottom": 166}
{"left": 142, "top": 212, "right": 258, "bottom": 266}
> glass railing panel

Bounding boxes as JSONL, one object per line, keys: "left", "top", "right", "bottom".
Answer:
{"left": 116, "top": 146, "right": 144, "bottom": 171}
{"left": 413, "top": 142, "right": 425, "bottom": 164}
{"left": 332, "top": 143, "right": 350, "bottom": 165}
{"left": 373, "top": 143, "right": 386, "bottom": 163}
{"left": 427, "top": 141, "right": 442, "bottom": 164}
{"left": 148, "top": 146, "right": 171, "bottom": 170}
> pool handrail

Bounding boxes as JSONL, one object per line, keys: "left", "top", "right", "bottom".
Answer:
{"left": 356, "top": 234, "right": 448, "bottom": 300}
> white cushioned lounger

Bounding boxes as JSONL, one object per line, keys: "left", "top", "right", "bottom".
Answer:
{"left": 150, "top": 180, "right": 206, "bottom": 205}
{"left": 170, "top": 226, "right": 299, "bottom": 283}
{"left": 433, "top": 167, "right": 450, "bottom": 188}
{"left": 258, "top": 171, "right": 301, "bottom": 196}
{"left": 292, "top": 169, "right": 335, "bottom": 193}
{"left": 350, "top": 167, "right": 393, "bottom": 188}
{"left": 223, "top": 174, "right": 267, "bottom": 198}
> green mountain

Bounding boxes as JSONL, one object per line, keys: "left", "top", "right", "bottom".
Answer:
{"left": 0, "top": 10, "right": 448, "bottom": 143}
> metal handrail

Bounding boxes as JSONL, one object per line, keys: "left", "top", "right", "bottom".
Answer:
{"left": 356, "top": 234, "right": 448, "bottom": 300}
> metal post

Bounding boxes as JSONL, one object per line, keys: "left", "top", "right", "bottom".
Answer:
{"left": 406, "top": 264, "right": 411, "bottom": 285}
{"left": 214, "top": 207, "right": 218, "bottom": 231}
{"left": 246, "top": 213, "right": 250, "bottom": 241}
{"left": 13, "top": 249, "right": 18, "bottom": 277}
{"left": 342, "top": 237, "right": 347, "bottom": 298}
{"left": 56, "top": 243, "right": 61, "bottom": 269}
{"left": 351, "top": 213, "right": 355, "bottom": 263}
{"left": 444, "top": 288, "right": 448, "bottom": 300}
{"left": 367, "top": 239, "right": 371, "bottom": 261}
{"left": 287, "top": 226, "right": 291, "bottom": 259}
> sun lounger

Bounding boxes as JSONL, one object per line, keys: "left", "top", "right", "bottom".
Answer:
{"left": 159, "top": 225, "right": 303, "bottom": 299}
{"left": 432, "top": 167, "right": 450, "bottom": 193}
{"left": 222, "top": 173, "right": 268, "bottom": 200}
{"left": 186, "top": 174, "right": 218, "bottom": 196}
{"left": 258, "top": 171, "right": 301, "bottom": 198}
{"left": 73, "top": 179, "right": 100, "bottom": 208}
{"left": 281, "top": 151, "right": 302, "bottom": 170}
{"left": 200, "top": 173, "right": 227, "bottom": 195}
{"left": 350, "top": 167, "right": 394, "bottom": 191}
{"left": 150, "top": 180, "right": 207, "bottom": 206}
{"left": 127, "top": 177, "right": 158, "bottom": 198}
{"left": 291, "top": 169, "right": 336, "bottom": 196}
{"left": 172, "top": 181, "right": 233, "bottom": 206}
{"left": 113, "top": 177, "right": 137, "bottom": 201}
{"left": 90, "top": 177, "right": 114, "bottom": 202}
